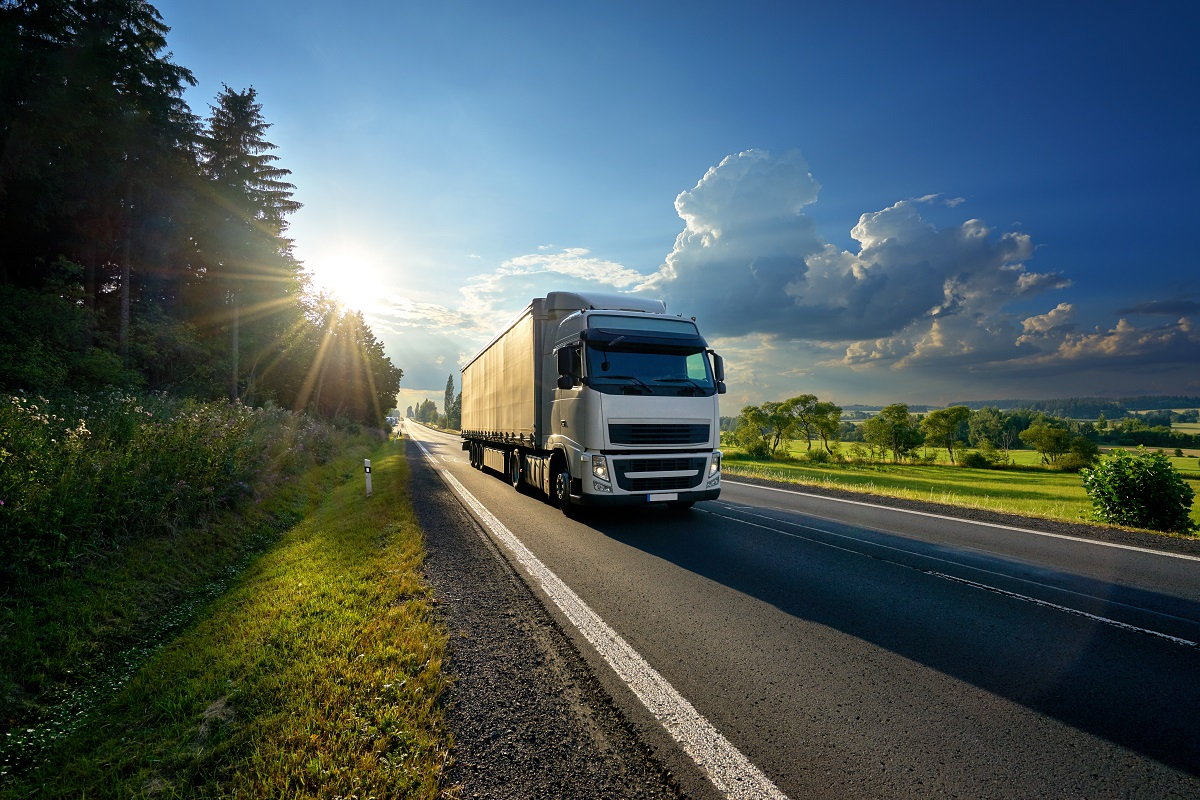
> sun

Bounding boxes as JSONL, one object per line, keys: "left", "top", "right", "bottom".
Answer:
{"left": 306, "top": 247, "right": 384, "bottom": 314}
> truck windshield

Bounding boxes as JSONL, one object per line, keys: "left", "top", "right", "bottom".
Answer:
{"left": 585, "top": 346, "right": 715, "bottom": 396}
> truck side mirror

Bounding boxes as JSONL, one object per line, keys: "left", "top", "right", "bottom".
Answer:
{"left": 711, "top": 352, "right": 725, "bottom": 382}
{"left": 711, "top": 352, "right": 727, "bottom": 394}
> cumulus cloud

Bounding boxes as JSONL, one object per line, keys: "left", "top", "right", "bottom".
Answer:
{"left": 644, "top": 149, "right": 1069, "bottom": 361}
{"left": 458, "top": 247, "right": 649, "bottom": 331}
{"left": 637, "top": 148, "right": 1200, "bottom": 400}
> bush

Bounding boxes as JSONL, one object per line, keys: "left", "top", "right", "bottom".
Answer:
{"left": 805, "top": 449, "right": 831, "bottom": 464}
{"left": 741, "top": 439, "right": 771, "bottom": 459}
{"left": 961, "top": 452, "right": 991, "bottom": 469}
{"left": 0, "top": 391, "right": 345, "bottom": 588}
{"left": 1081, "top": 448, "right": 1197, "bottom": 534}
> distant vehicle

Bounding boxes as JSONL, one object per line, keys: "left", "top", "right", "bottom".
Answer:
{"left": 460, "top": 291, "right": 725, "bottom": 513}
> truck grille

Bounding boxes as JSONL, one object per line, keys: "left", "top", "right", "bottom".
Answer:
{"left": 609, "top": 423, "right": 710, "bottom": 445}
{"left": 612, "top": 457, "right": 706, "bottom": 492}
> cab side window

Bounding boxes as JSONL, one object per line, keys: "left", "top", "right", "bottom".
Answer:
{"left": 557, "top": 344, "right": 583, "bottom": 386}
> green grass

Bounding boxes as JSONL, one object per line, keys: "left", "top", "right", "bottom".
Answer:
{"left": 1, "top": 442, "right": 454, "bottom": 798}
{"left": 723, "top": 443, "right": 1200, "bottom": 533}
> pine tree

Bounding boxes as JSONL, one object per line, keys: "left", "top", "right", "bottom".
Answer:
{"left": 197, "top": 85, "right": 302, "bottom": 401}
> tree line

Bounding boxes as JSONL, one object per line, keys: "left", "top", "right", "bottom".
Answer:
{"left": 0, "top": 0, "right": 401, "bottom": 424}
{"left": 727, "top": 397, "right": 1200, "bottom": 471}
{"left": 404, "top": 374, "right": 462, "bottom": 429}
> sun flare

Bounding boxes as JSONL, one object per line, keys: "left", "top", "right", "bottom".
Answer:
{"left": 306, "top": 248, "right": 385, "bottom": 314}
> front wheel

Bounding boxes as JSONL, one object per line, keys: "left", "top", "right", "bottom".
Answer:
{"left": 553, "top": 464, "right": 574, "bottom": 516}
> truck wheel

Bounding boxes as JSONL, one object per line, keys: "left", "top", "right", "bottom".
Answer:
{"left": 553, "top": 465, "right": 574, "bottom": 516}
{"left": 509, "top": 452, "right": 523, "bottom": 489}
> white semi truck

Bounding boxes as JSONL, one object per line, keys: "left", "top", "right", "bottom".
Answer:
{"left": 460, "top": 291, "right": 726, "bottom": 513}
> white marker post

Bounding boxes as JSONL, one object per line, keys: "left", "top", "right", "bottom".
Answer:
{"left": 364, "top": 458, "right": 372, "bottom": 497}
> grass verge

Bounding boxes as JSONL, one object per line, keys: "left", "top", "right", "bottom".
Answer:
{"left": 2, "top": 441, "right": 453, "bottom": 798}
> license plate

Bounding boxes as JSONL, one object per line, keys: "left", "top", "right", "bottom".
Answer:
{"left": 648, "top": 493, "right": 678, "bottom": 502}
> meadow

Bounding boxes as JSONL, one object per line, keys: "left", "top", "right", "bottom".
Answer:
{"left": 722, "top": 440, "right": 1200, "bottom": 532}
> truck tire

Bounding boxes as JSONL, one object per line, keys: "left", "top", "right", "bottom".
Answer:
{"left": 509, "top": 452, "right": 522, "bottom": 489}
{"left": 553, "top": 462, "right": 574, "bottom": 516}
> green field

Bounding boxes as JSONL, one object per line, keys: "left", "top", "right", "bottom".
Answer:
{"left": 722, "top": 442, "right": 1200, "bottom": 533}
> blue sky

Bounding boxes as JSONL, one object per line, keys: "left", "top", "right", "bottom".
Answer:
{"left": 156, "top": 0, "right": 1199, "bottom": 412}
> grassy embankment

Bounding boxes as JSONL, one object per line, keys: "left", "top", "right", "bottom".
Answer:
{"left": 1, "top": 400, "right": 452, "bottom": 798}
{"left": 722, "top": 442, "right": 1200, "bottom": 533}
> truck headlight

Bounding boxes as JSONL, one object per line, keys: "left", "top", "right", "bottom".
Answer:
{"left": 592, "top": 455, "right": 610, "bottom": 482}
{"left": 709, "top": 452, "right": 722, "bottom": 477}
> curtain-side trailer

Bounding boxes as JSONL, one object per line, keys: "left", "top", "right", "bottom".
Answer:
{"left": 460, "top": 291, "right": 726, "bottom": 513}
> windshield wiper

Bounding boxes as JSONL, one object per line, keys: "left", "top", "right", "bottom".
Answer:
{"left": 654, "top": 377, "right": 708, "bottom": 394}
{"left": 597, "top": 374, "right": 652, "bottom": 392}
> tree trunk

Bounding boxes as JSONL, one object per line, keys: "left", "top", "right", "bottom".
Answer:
{"left": 230, "top": 290, "right": 239, "bottom": 402}
{"left": 119, "top": 189, "right": 132, "bottom": 367}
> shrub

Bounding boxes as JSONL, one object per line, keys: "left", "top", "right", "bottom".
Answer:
{"left": 1081, "top": 448, "right": 1197, "bottom": 534}
{"left": 741, "top": 439, "right": 771, "bottom": 459}
{"left": 0, "top": 391, "right": 345, "bottom": 588}
{"left": 805, "top": 449, "right": 831, "bottom": 464}
{"left": 961, "top": 452, "right": 991, "bottom": 469}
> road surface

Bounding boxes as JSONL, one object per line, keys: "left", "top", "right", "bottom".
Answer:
{"left": 404, "top": 422, "right": 1200, "bottom": 799}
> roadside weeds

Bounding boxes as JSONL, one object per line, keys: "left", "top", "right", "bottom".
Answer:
{"left": 1, "top": 444, "right": 455, "bottom": 799}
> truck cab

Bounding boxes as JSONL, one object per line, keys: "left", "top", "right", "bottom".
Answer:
{"left": 547, "top": 305, "right": 724, "bottom": 509}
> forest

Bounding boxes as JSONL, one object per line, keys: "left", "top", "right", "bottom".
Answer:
{"left": 0, "top": 0, "right": 402, "bottom": 423}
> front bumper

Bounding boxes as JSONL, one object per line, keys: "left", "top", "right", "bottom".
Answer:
{"left": 573, "top": 487, "right": 720, "bottom": 507}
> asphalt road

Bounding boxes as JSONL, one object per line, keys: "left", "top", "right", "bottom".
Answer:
{"left": 404, "top": 422, "right": 1200, "bottom": 799}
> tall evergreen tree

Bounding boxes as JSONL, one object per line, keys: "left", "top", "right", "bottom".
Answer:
{"left": 197, "top": 84, "right": 302, "bottom": 402}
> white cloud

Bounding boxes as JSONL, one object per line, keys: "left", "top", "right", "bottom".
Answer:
{"left": 641, "top": 148, "right": 1199, "bottom": 402}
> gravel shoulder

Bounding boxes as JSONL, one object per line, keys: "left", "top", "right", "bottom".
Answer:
{"left": 407, "top": 440, "right": 683, "bottom": 800}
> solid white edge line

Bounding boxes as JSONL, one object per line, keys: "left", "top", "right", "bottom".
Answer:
{"left": 723, "top": 479, "right": 1200, "bottom": 562}
{"left": 411, "top": 437, "right": 789, "bottom": 800}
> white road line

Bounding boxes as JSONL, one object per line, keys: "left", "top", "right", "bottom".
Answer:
{"left": 412, "top": 437, "right": 788, "bottom": 800}
{"left": 723, "top": 479, "right": 1200, "bottom": 562}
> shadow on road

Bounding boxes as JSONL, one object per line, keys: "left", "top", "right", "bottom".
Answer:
{"left": 584, "top": 502, "right": 1200, "bottom": 777}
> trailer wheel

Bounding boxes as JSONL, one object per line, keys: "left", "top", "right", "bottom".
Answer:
{"left": 509, "top": 452, "right": 523, "bottom": 489}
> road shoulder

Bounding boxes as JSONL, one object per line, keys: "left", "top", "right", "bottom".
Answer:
{"left": 407, "top": 439, "right": 683, "bottom": 799}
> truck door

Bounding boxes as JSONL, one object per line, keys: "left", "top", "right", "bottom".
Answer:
{"left": 553, "top": 343, "right": 582, "bottom": 447}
